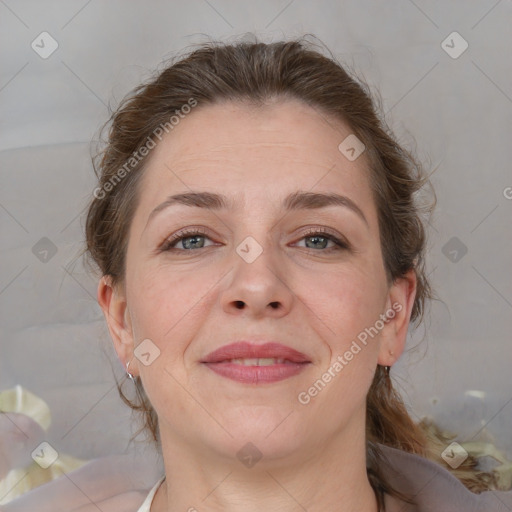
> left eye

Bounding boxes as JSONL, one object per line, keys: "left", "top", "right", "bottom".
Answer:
{"left": 293, "top": 229, "right": 349, "bottom": 252}
{"left": 295, "top": 233, "right": 343, "bottom": 250}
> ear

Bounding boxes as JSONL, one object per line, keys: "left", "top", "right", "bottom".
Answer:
{"left": 377, "top": 269, "right": 417, "bottom": 367}
{"left": 97, "top": 275, "right": 139, "bottom": 377}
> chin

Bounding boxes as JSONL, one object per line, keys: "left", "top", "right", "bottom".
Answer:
{"left": 202, "top": 405, "right": 309, "bottom": 465}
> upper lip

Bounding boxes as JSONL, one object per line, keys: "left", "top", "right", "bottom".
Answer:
{"left": 201, "top": 342, "right": 310, "bottom": 364}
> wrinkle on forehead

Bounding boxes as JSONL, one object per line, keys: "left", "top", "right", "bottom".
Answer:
{"left": 169, "top": 145, "right": 340, "bottom": 173}
{"left": 156, "top": 98, "right": 351, "bottom": 153}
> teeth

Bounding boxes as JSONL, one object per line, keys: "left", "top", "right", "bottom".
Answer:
{"left": 258, "top": 358, "right": 280, "bottom": 366}
{"left": 228, "top": 358, "right": 286, "bottom": 366}
{"left": 242, "top": 358, "right": 259, "bottom": 366}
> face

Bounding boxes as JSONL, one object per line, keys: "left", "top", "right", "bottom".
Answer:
{"left": 99, "top": 99, "right": 416, "bottom": 465}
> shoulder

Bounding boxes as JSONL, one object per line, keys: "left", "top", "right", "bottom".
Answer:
{"left": 378, "top": 443, "right": 512, "bottom": 512}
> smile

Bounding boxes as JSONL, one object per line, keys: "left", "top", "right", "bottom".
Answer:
{"left": 201, "top": 342, "right": 311, "bottom": 384}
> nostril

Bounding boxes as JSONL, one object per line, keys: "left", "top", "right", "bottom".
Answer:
{"left": 234, "top": 300, "right": 245, "bottom": 309}
{"left": 269, "top": 302, "right": 279, "bottom": 309}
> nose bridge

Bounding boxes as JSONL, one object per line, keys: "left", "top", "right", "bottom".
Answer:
{"left": 233, "top": 231, "right": 278, "bottom": 290}
{"left": 220, "top": 227, "right": 292, "bottom": 316}
{"left": 231, "top": 203, "right": 276, "bottom": 266}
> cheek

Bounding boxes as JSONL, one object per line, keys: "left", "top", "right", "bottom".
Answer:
{"left": 127, "top": 263, "right": 216, "bottom": 352}
{"left": 304, "top": 263, "right": 387, "bottom": 346}
{"left": 302, "top": 271, "right": 382, "bottom": 415}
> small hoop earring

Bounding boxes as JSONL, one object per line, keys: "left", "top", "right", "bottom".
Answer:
{"left": 387, "top": 350, "right": 395, "bottom": 374}
{"left": 126, "top": 360, "right": 135, "bottom": 381}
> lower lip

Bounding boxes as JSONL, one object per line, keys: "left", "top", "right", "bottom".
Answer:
{"left": 203, "top": 362, "right": 309, "bottom": 383}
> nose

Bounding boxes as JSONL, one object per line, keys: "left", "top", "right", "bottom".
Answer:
{"left": 220, "top": 242, "right": 294, "bottom": 320}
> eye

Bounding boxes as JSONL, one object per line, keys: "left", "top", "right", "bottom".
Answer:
{"left": 160, "top": 228, "right": 216, "bottom": 251}
{"left": 294, "top": 228, "right": 350, "bottom": 252}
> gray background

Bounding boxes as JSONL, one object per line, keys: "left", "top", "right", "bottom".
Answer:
{"left": 1, "top": 0, "right": 511, "bottom": 466}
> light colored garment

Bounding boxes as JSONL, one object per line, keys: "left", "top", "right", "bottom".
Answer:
{"left": 136, "top": 445, "right": 512, "bottom": 512}
{"left": 0, "top": 386, "right": 88, "bottom": 504}
{"left": 135, "top": 476, "right": 165, "bottom": 512}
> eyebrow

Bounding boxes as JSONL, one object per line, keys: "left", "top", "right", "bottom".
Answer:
{"left": 145, "top": 190, "right": 369, "bottom": 228}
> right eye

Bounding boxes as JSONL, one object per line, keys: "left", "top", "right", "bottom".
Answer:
{"left": 160, "top": 228, "right": 217, "bottom": 252}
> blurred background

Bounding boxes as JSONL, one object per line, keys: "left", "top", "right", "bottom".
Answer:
{"left": 1, "top": 0, "right": 511, "bottom": 503}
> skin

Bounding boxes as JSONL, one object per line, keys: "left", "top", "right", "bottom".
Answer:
{"left": 98, "top": 98, "right": 416, "bottom": 512}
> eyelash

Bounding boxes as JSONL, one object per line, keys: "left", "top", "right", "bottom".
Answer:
{"left": 159, "top": 227, "right": 350, "bottom": 253}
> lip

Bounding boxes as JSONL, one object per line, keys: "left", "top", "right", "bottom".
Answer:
{"left": 202, "top": 342, "right": 310, "bottom": 363}
{"left": 201, "top": 341, "right": 311, "bottom": 384}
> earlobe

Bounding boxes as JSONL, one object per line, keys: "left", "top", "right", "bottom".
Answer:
{"left": 377, "top": 269, "right": 417, "bottom": 367}
{"left": 97, "top": 275, "right": 135, "bottom": 372}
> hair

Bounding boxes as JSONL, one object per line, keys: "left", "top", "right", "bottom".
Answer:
{"left": 84, "top": 35, "right": 497, "bottom": 508}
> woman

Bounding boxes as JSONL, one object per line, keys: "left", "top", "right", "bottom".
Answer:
{"left": 84, "top": 37, "right": 512, "bottom": 511}
{"left": 4, "top": 37, "right": 510, "bottom": 511}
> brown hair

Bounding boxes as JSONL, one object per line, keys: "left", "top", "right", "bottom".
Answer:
{"left": 84, "top": 36, "right": 492, "bottom": 508}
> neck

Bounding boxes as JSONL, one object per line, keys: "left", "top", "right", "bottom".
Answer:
{"left": 152, "top": 422, "right": 379, "bottom": 512}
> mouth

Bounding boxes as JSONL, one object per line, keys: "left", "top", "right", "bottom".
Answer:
{"left": 201, "top": 342, "right": 311, "bottom": 384}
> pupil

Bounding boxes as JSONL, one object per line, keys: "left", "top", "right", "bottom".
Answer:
{"left": 184, "top": 236, "right": 204, "bottom": 249}
{"left": 307, "top": 236, "right": 327, "bottom": 249}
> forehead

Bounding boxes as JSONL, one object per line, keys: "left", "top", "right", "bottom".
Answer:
{"left": 135, "top": 98, "right": 376, "bottom": 221}
{"left": 148, "top": 99, "right": 358, "bottom": 168}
